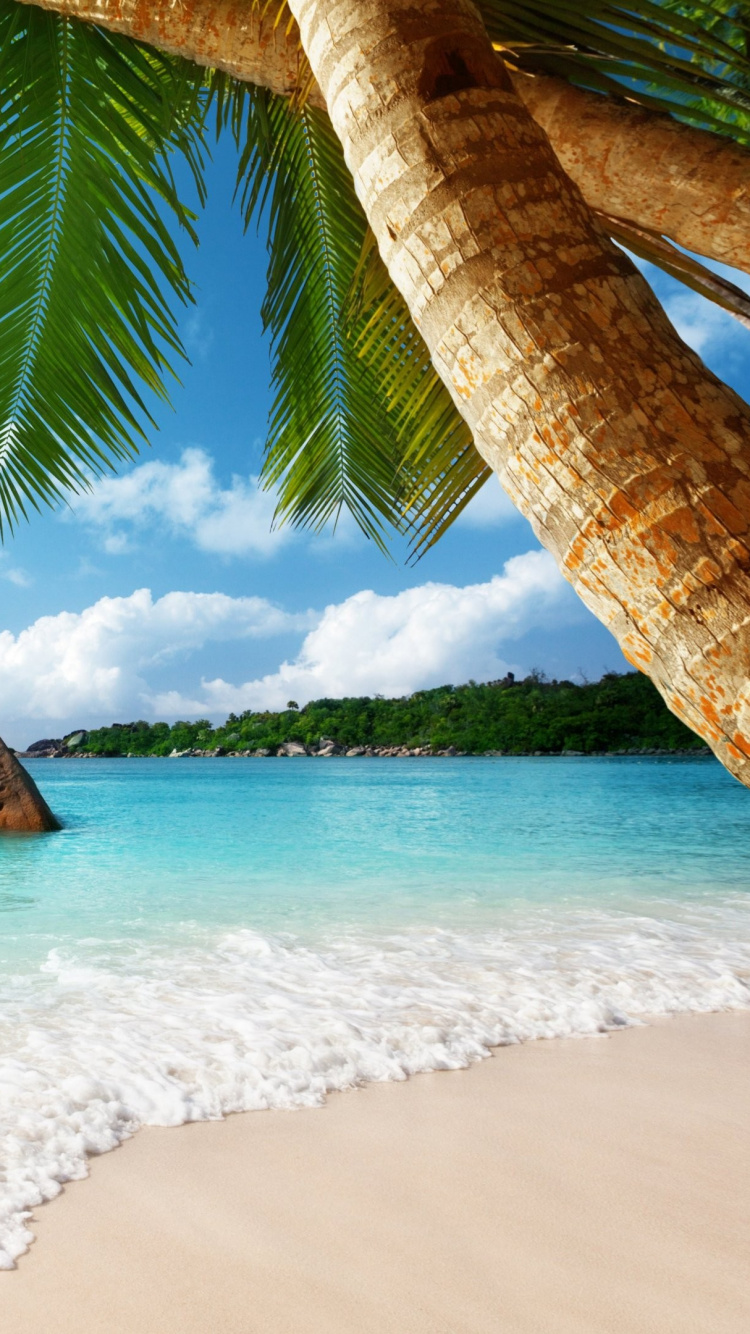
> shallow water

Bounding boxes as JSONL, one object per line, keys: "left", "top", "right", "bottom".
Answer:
{"left": 1, "top": 755, "right": 749, "bottom": 1265}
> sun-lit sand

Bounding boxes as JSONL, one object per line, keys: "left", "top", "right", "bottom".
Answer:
{"left": 2, "top": 1010, "right": 749, "bottom": 1333}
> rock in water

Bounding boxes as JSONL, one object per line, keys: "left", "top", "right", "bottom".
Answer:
{"left": 0, "top": 737, "right": 61, "bottom": 832}
{"left": 277, "top": 741, "right": 308, "bottom": 757}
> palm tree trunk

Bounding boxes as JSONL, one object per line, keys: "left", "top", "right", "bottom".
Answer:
{"left": 288, "top": 0, "right": 750, "bottom": 785}
{"left": 13, "top": 0, "right": 308, "bottom": 97}
{"left": 511, "top": 70, "right": 750, "bottom": 274}
{"left": 15, "top": 0, "right": 750, "bottom": 274}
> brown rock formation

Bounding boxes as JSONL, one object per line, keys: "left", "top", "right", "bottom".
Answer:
{"left": 0, "top": 737, "right": 62, "bottom": 832}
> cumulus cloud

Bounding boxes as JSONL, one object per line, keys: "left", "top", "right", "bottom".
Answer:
{"left": 72, "top": 445, "right": 523, "bottom": 559}
{"left": 0, "top": 546, "right": 584, "bottom": 747}
{"left": 151, "top": 550, "right": 582, "bottom": 715}
{"left": 0, "top": 589, "right": 314, "bottom": 727}
{"left": 72, "top": 448, "right": 290, "bottom": 559}
{"left": 0, "top": 552, "right": 584, "bottom": 743}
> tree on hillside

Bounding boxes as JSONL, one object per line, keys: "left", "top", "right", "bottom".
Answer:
{"left": 3, "top": 0, "right": 750, "bottom": 782}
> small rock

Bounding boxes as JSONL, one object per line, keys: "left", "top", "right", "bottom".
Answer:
{"left": 25, "top": 738, "right": 62, "bottom": 756}
{"left": 0, "top": 737, "right": 61, "bottom": 833}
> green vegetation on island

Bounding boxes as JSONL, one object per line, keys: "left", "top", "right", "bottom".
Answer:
{"left": 34, "top": 672, "right": 710, "bottom": 759}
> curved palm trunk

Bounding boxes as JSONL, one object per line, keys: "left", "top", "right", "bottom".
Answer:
{"left": 14, "top": 0, "right": 308, "bottom": 95}
{"left": 512, "top": 71, "right": 750, "bottom": 274}
{"left": 288, "top": 0, "right": 750, "bottom": 786}
{"left": 16, "top": 0, "right": 750, "bottom": 274}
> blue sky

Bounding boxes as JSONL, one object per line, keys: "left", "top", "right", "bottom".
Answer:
{"left": 1, "top": 137, "right": 749, "bottom": 748}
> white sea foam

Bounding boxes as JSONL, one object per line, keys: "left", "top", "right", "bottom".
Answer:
{"left": 1, "top": 900, "right": 750, "bottom": 1267}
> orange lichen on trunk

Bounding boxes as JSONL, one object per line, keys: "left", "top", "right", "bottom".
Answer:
{"left": 15, "top": 0, "right": 750, "bottom": 274}
{"left": 511, "top": 70, "right": 750, "bottom": 276}
{"left": 289, "top": 0, "right": 750, "bottom": 786}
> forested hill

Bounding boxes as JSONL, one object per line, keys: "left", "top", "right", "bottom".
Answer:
{"left": 26, "top": 672, "right": 711, "bottom": 758}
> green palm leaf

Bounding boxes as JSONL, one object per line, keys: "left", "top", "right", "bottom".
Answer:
{"left": 232, "top": 78, "right": 750, "bottom": 559}
{"left": 3, "top": 0, "right": 749, "bottom": 557}
{"left": 233, "top": 87, "right": 406, "bottom": 550}
{"left": 478, "top": 0, "right": 750, "bottom": 141}
{"left": 349, "top": 214, "right": 750, "bottom": 561}
{"left": 347, "top": 231, "right": 490, "bottom": 561}
{"left": 219, "top": 2, "right": 750, "bottom": 559}
{"left": 0, "top": 2, "right": 207, "bottom": 532}
{"left": 264, "top": 0, "right": 750, "bottom": 140}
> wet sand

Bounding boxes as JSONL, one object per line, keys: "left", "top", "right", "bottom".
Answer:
{"left": 2, "top": 1010, "right": 749, "bottom": 1333}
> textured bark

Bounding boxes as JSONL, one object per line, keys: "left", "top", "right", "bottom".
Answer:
{"left": 14, "top": 0, "right": 309, "bottom": 97}
{"left": 513, "top": 70, "right": 750, "bottom": 275}
{"left": 15, "top": 0, "right": 750, "bottom": 274}
{"left": 289, "top": 0, "right": 750, "bottom": 786}
{"left": 0, "top": 737, "right": 61, "bottom": 832}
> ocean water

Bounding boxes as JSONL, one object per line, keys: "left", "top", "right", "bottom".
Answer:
{"left": 1, "top": 754, "right": 750, "bottom": 1266}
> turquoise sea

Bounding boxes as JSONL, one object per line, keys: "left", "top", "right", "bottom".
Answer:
{"left": 2, "top": 754, "right": 750, "bottom": 1265}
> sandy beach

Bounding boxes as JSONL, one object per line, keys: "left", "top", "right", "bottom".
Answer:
{"left": 1, "top": 1010, "right": 748, "bottom": 1333}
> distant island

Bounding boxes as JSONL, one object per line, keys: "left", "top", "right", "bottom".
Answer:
{"left": 21, "top": 672, "right": 711, "bottom": 759}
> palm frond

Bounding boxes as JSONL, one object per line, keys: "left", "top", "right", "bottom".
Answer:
{"left": 234, "top": 88, "right": 406, "bottom": 550}
{"left": 348, "top": 203, "right": 750, "bottom": 561}
{"left": 343, "top": 0, "right": 750, "bottom": 555}
{"left": 0, "top": 2, "right": 208, "bottom": 533}
{"left": 347, "top": 233, "right": 490, "bottom": 562}
{"left": 478, "top": 0, "right": 750, "bottom": 143}
{"left": 4, "top": 0, "right": 745, "bottom": 562}
{"left": 226, "top": 14, "right": 750, "bottom": 562}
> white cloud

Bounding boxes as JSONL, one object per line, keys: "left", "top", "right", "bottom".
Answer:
{"left": 72, "top": 448, "right": 291, "bottom": 559}
{"left": 0, "top": 589, "right": 313, "bottom": 727}
{"left": 0, "top": 552, "right": 583, "bottom": 743}
{"left": 151, "top": 550, "right": 582, "bottom": 715}
{"left": 102, "top": 532, "right": 132, "bottom": 556}
{"left": 73, "top": 445, "right": 522, "bottom": 560}
{"left": 193, "top": 479, "right": 289, "bottom": 557}
{"left": 0, "top": 555, "right": 31, "bottom": 588}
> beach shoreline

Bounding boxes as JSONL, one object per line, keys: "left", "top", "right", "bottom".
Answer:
{"left": 3, "top": 1009, "right": 749, "bottom": 1333}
